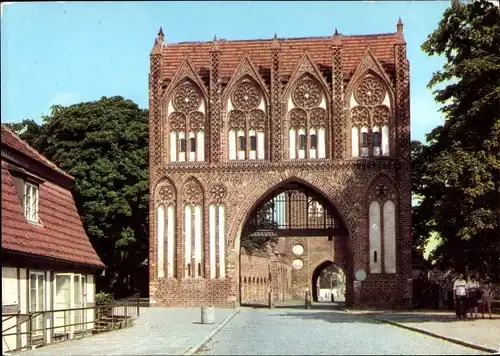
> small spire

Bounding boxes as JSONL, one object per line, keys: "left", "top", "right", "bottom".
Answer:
{"left": 334, "top": 28, "right": 339, "bottom": 36}
{"left": 271, "top": 33, "right": 280, "bottom": 49}
{"left": 397, "top": 17, "right": 403, "bottom": 34}
{"left": 157, "top": 27, "right": 165, "bottom": 44}
{"left": 212, "top": 35, "right": 220, "bottom": 51}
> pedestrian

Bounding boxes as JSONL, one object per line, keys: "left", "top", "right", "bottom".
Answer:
{"left": 467, "top": 274, "right": 480, "bottom": 319}
{"left": 453, "top": 273, "right": 468, "bottom": 319}
{"left": 481, "top": 277, "right": 494, "bottom": 319}
{"left": 446, "top": 273, "right": 455, "bottom": 310}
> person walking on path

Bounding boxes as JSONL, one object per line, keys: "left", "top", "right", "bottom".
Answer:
{"left": 481, "top": 277, "right": 494, "bottom": 319}
{"left": 453, "top": 273, "right": 468, "bottom": 319}
{"left": 467, "top": 274, "right": 481, "bottom": 319}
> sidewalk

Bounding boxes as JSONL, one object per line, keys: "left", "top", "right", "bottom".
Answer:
{"left": 346, "top": 308, "right": 500, "bottom": 353}
{"left": 10, "top": 307, "right": 239, "bottom": 356}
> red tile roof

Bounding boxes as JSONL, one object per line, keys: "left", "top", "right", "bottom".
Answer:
{"left": 1, "top": 126, "right": 104, "bottom": 269}
{"left": 160, "top": 33, "right": 403, "bottom": 80}
{"left": 1, "top": 125, "right": 73, "bottom": 181}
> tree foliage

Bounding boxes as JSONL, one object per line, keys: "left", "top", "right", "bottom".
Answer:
{"left": 7, "top": 96, "right": 149, "bottom": 296}
{"left": 413, "top": 0, "right": 500, "bottom": 275}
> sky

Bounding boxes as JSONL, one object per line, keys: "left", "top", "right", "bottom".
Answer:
{"left": 1, "top": 1, "right": 453, "bottom": 143}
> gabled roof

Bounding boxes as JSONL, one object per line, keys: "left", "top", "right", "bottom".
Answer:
{"left": 1, "top": 125, "right": 73, "bottom": 181}
{"left": 159, "top": 33, "right": 403, "bottom": 81}
{"left": 1, "top": 125, "right": 104, "bottom": 269}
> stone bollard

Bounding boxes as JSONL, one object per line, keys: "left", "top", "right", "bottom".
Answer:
{"left": 268, "top": 292, "right": 275, "bottom": 309}
{"left": 201, "top": 306, "right": 214, "bottom": 324}
{"left": 305, "top": 290, "right": 311, "bottom": 309}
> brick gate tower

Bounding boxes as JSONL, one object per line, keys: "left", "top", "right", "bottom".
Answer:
{"left": 148, "top": 20, "right": 412, "bottom": 308}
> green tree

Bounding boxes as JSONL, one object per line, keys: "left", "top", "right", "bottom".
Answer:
{"left": 8, "top": 97, "right": 149, "bottom": 296}
{"left": 414, "top": 0, "right": 500, "bottom": 275}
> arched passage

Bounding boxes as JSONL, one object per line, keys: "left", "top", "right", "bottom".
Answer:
{"left": 311, "top": 261, "right": 346, "bottom": 302}
{"left": 237, "top": 178, "right": 352, "bottom": 305}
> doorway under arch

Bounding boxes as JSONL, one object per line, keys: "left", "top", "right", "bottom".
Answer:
{"left": 238, "top": 179, "right": 352, "bottom": 305}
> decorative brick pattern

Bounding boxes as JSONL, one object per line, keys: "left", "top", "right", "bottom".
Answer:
{"left": 148, "top": 30, "right": 412, "bottom": 308}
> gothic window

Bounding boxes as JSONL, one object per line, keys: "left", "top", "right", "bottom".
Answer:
{"left": 288, "top": 78, "right": 327, "bottom": 160}
{"left": 250, "top": 136, "right": 257, "bottom": 151}
{"left": 310, "top": 134, "right": 317, "bottom": 150}
{"left": 299, "top": 134, "right": 306, "bottom": 150}
{"left": 183, "top": 179, "right": 204, "bottom": 278}
{"left": 227, "top": 79, "right": 267, "bottom": 161}
{"left": 350, "top": 75, "right": 391, "bottom": 158}
{"left": 168, "top": 81, "right": 205, "bottom": 163}
{"left": 209, "top": 203, "right": 227, "bottom": 279}
{"left": 156, "top": 182, "right": 176, "bottom": 279}
{"left": 368, "top": 181, "right": 397, "bottom": 274}
{"left": 190, "top": 137, "right": 196, "bottom": 152}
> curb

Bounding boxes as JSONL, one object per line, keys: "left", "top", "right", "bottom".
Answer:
{"left": 184, "top": 308, "right": 241, "bottom": 355}
{"left": 371, "top": 316, "right": 499, "bottom": 354}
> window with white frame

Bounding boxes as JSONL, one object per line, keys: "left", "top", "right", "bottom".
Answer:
{"left": 29, "top": 271, "right": 45, "bottom": 336}
{"left": 24, "top": 182, "right": 39, "bottom": 223}
{"left": 54, "top": 273, "right": 86, "bottom": 333}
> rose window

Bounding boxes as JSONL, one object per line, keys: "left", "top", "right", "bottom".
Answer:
{"left": 372, "top": 105, "right": 390, "bottom": 125}
{"left": 249, "top": 109, "right": 266, "bottom": 131}
{"left": 228, "top": 110, "right": 246, "bottom": 130}
{"left": 310, "top": 108, "right": 327, "bottom": 127}
{"left": 210, "top": 184, "right": 227, "bottom": 201}
{"left": 354, "top": 77, "right": 385, "bottom": 106}
{"left": 158, "top": 186, "right": 173, "bottom": 202}
{"left": 169, "top": 112, "right": 186, "bottom": 131}
{"left": 350, "top": 106, "right": 370, "bottom": 126}
{"left": 289, "top": 108, "right": 307, "bottom": 129}
{"left": 232, "top": 81, "right": 261, "bottom": 111}
{"left": 172, "top": 83, "right": 202, "bottom": 113}
{"left": 188, "top": 111, "right": 205, "bottom": 131}
{"left": 292, "top": 79, "right": 322, "bottom": 109}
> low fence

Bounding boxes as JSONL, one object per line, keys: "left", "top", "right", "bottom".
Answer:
{"left": 2, "top": 293, "right": 140, "bottom": 353}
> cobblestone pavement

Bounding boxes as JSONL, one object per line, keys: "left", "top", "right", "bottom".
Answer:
{"left": 198, "top": 307, "right": 488, "bottom": 355}
{"left": 13, "top": 308, "right": 236, "bottom": 356}
{"left": 372, "top": 310, "right": 500, "bottom": 353}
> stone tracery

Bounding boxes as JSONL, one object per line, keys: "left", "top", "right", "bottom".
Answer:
{"left": 172, "top": 82, "right": 202, "bottom": 113}
{"left": 354, "top": 76, "right": 386, "bottom": 106}
{"left": 292, "top": 79, "right": 322, "bottom": 109}
{"left": 232, "top": 81, "right": 262, "bottom": 111}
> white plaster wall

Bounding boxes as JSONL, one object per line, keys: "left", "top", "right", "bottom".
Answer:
{"left": 157, "top": 205, "right": 165, "bottom": 279}
{"left": 382, "top": 125, "right": 390, "bottom": 156}
{"left": 19, "top": 269, "right": 27, "bottom": 346}
{"left": 228, "top": 130, "right": 236, "bottom": 160}
{"left": 249, "top": 129, "right": 256, "bottom": 160}
{"left": 178, "top": 132, "right": 186, "bottom": 162}
{"left": 257, "top": 132, "right": 265, "bottom": 159}
{"left": 369, "top": 201, "right": 382, "bottom": 273}
{"left": 319, "top": 95, "right": 326, "bottom": 109}
{"left": 382, "top": 93, "right": 391, "bottom": 107}
{"left": 167, "top": 100, "right": 174, "bottom": 117}
{"left": 194, "top": 204, "right": 202, "bottom": 276}
{"left": 351, "top": 127, "right": 359, "bottom": 157}
{"left": 383, "top": 200, "right": 397, "bottom": 274}
{"left": 258, "top": 97, "right": 266, "bottom": 111}
{"left": 289, "top": 129, "right": 296, "bottom": 159}
{"left": 218, "top": 205, "right": 226, "bottom": 279}
{"left": 184, "top": 205, "right": 192, "bottom": 276}
{"left": 188, "top": 132, "right": 196, "bottom": 162}
{"left": 318, "top": 128, "right": 326, "bottom": 159}
{"left": 198, "top": 100, "right": 206, "bottom": 114}
{"left": 209, "top": 204, "right": 217, "bottom": 279}
{"left": 196, "top": 131, "right": 204, "bottom": 162}
{"left": 86, "top": 274, "right": 94, "bottom": 330}
{"left": 237, "top": 130, "right": 245, "bottom": 160}
{"left": 2, "top": 267, "right": 18, "bottom": 352}
{"left": 170, "top": 132, "right": 177, "bottom": 162}
{"left": 309, "top": 128, "right": 317, "bottom": 159}
{"left": 349, "top": 93, "right": 358, "bottom": 108}
{"left": 167, "top": 205, "right": 175, "bottom": 278}
{"left": 298, "top": 128, "right": 305, "bottom": 159}
{"left": 373, "top": 125, "right": 381, "bottom": 157}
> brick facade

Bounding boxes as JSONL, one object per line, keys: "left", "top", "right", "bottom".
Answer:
{"left": 149, "top": 23, "right": 412, "bottom": 308}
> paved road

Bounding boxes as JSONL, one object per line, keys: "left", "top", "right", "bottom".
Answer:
{"left": 198, "top": 306, "right": 487, "bottom": 355}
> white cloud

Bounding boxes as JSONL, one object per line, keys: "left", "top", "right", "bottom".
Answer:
{"left": 45, "top": 92, "right": 81, "bottom": 114}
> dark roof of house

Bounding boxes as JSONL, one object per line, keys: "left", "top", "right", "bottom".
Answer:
{"left": 158, "top": 32, "right": 404, "bottom": 81}
{"left": 1, "top": 125, "right": 104, "bottom": 269}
